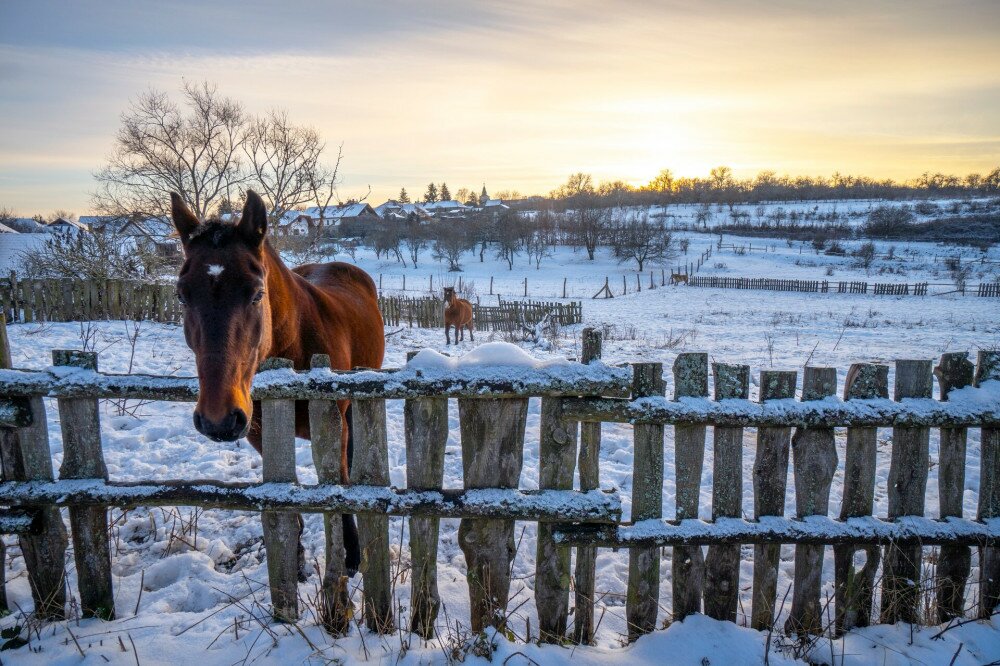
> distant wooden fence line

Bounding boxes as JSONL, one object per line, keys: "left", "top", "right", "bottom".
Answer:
{"left": 0, "top": 275, "right": 582, "bottom": 330}
{"left": 689, "top": 275, "right": 1000, "bottom": 297}
{"left": 0, "top": 328, "right": 998, "bottom": 643}
{"left": 378, "top": 295, "right": 582, "bottom": 331}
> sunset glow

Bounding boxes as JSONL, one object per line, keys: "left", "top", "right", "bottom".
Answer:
{"left": 1, "top": 1, "right": 998, "bottom": 212}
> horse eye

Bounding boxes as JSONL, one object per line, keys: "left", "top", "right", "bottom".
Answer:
{"left": 176, "top": 291, "right": 186, "bottom": 306}
{"left": 252, "top": 290, "right": 265, "bottom": 305}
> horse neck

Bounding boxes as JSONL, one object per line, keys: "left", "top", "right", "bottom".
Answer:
{"left": 261, "top": 242, "right": 304, "bottom": 359}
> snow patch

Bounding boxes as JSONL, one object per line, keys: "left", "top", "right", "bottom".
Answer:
{"left": 206, "top": 264, "right": 224, "bottom": 277}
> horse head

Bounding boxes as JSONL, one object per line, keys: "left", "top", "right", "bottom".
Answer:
{"left": 171, "top": 190, "right": 272, "bottom": 441}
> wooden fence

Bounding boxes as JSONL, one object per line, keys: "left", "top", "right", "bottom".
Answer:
{"left": 0, "top": 276, "right": 582, "bottom": 331}
{"left": 0, "top": 330, "right": 999, "bottom": 644}
{"left": 378, "top": 295, "right": 582, "bottom": 331}
{"left": 685, "top": 276, "right": 991, "bottom": 297}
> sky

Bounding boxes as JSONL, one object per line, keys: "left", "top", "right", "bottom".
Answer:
{"left": 1, "top": 0, "right": 999, "bottom": 215}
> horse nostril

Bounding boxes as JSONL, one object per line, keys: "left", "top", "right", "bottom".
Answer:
{"left": 193, "top": 412, "right": 205, "bottom": 433}
{"left": 230, "top": 408, "right": 248, "bottom": 435}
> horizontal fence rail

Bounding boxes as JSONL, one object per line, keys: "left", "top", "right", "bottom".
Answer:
{"left": 0, "top": 325, "right": 998, "bottom": 645}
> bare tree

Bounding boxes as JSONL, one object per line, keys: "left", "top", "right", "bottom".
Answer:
{"left": 611, "top": 214, "right": 673, "bottom": 272}
{"left": 20, "top": 230, "right": 166, "bottom": 280}
{"left": 525, "top": 229, "right": 553, "bottom": 269}
{"left": 306, "top": 144, "right": 344, "bottom": 232}
{"left": 568, "top": 195, "right": 609, "bottom": 260}
{"left": 93, "top": 80, "right": 248, "bottom": 220}
{"left": 245, "top": 109, "right": 323, "bottom": 227}
{"left": 371, "top": 222, "right": 406, "bottom": 265}
{"left": 403, "top": 222, "right": 429, "bottom": 269}
{"left": 495, "top": 209, "right": 526, "bottom": 270}
{"left": 432, "top": 222, "right": 471, "bottom": 272}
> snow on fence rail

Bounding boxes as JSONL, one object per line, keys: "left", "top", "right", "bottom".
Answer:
{"left": 0, "top": 330, "right": 999, "bottom": 643}
{"left": 689, "top": 275, "right": 1000, "bottom": 297}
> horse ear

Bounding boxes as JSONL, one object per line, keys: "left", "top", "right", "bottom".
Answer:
{"left": 170, "top": 193, "right": 200, "bottom": 243}
{"left": 237, "top": 190, "right": 268, "bottom": 247}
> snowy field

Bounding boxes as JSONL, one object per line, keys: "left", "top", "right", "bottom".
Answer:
{"left": 2, "top": 219, "right": 1000, "bottom": 664}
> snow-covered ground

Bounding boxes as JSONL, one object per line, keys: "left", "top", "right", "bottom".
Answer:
{"left": 2, "top": 221, "right": 1000, "bottom": 664}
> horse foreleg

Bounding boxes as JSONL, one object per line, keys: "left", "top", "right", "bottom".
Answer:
{"left": 445, "top": 324, "right": 451, "bottom": 345}
{"left": 468, "top": 321, "right": 475, "bottom": 342}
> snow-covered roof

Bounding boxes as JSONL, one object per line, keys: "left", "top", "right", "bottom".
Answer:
{"left": 46, "top": 217, "right": 89, "bottom": 231}
{"left": 483, "top": 199, "right": 508, "bottom": 208}
{"left": 302, "top": 203, "right": 376, "bottom": 220}
{"left": 4, "top": 218, "right": 46, "bottom": 233}
{"left": 423, "top": 200, "right": 468, "bottom": 211}
{"left": 0, "top": 233, "right": 48, "bottom": 273}
{"left": 374, "top": 201, "right": 431, "bottom": 219}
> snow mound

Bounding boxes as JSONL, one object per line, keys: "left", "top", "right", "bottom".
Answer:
{"left": 408, "top": 341, "right": 569, "bottom": 370}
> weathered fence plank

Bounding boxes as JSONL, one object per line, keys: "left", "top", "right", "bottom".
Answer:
{"left": 626, "top": 363, "right": 665, "bottom": 641}
{"left": 704, "top": 363, "right": 749, "bottom": 622}
{"left": 404, "top": 351, "right": 449, "bottom": 639}
{"left": 0, "top": 316, "right": 68, "bottom": 618}
{"left": 458, "top": 396, "right": 528, "bottom": 633}
{"left": 751, "top": 370, "right": 797, "bottom": 630}
{"left": 536, "top": 395, "right": 578, "bottom": 642}
{"left": 353, "top": 396, "right": 394, "bottom": 632}
{"left": 978, "top": 350, "right": 1000, "bottom": 619}
{"left": 787, "top": 367, "right": 837, "bottom": 635}
{"left": 881, "top": 359, "right": 933, "bottom": 625}
{"left": 308, "top": 354, "right": 350, "bottom": 635}
{"left": 672, "top": 352, "right": 708, "bottom": 621}
{"left": 934, "top": 352, "right": 975, "bottom": 622}
{"left": 54, "top": 350, "right": 114, "bottom": 620}
{"left": 573, "top": 328, "right": 602, "bottom": 644}
{"left": 258, "top": 357, "right": 300, "bottom": 623}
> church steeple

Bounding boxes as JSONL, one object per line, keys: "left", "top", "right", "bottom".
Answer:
{"left": 479, "top": 184, "right": 489, "bottom": 206}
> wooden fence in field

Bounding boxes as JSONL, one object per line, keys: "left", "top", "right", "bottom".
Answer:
{"left": 684, "top": 275, "right": 999, "bottom": 297}
{"left": 0, "top": 275, "right": 582, "bottom": 331}
{"left": 378, "top": 295, "right": 582, "bottom": 332}
{"left": 1, "top": 327, "right": 999, "bottom": 644}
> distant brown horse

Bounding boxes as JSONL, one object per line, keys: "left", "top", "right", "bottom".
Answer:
{"left": 670, "top": 273, "right": 689, "bottom": 285}
{"left": 443, "top": 286, "right": 474, "bottom": 345}
{"left": 170, "top": 190, "right": 384, "bottom": 574}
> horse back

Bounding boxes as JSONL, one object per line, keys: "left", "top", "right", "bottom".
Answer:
{"left": 291, "top": 261, "right": 384, "bottom": 370}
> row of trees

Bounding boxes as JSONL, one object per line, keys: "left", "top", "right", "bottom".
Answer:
{"left": 357, "top": 207, "right": 674, "bottom": 273}
{"left": 536, "top": 166, "right": 1000, "bottom": 212}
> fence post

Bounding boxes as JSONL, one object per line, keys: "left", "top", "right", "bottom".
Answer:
{"left": 626, "top": 362, "right": 664, "bottom": 642}
{"left": 307, "top": 354, "right": 351, "bottom": 634}
{"left": 0, "top": 316, "right": 68, "bottom": 618}
{"left": 672, "top": 353, "right": 708, "bottom": 620}
{"left": 881, "top": 359, "right": 933, "bottom": 624}
{"left": 353, "top": 394, "right": 394, "bottom": 632}
{"left": 258, "top": 357, "right": 300, "bottom": 623}
{"left": 834, "top": 363, "right": 887, "bottom": 633}
{"left": 54, "top": 349, "right": 114, "bottom": 620}
{"left": 458, "top": 396, "right": 528, "bottom": 632}
{"left": 786, "top": 367, "right": 837, "bottom": 635}
{"left": 977, "top": 351, "right": 1000, "bottom": 618}
{"left": 404, "top": 351, "right": 449, "bottom": 638}
{"left": 751, "top": 370, "right": 797, "bottom": 630}
{"left": 536, "top": 390, "right": 579, "bottom": 642}
{"left": 573, "top": 328, "right": 602, "bottom": 644}
{"left": 934, "top": 352, "right": 975, "bottom": 622}
{"left": 704, "top": 363, "right": 749, "bottom": 622}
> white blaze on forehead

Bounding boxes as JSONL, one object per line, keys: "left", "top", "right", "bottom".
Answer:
{"left": 207, "top": 264, "right": 224, "bottom": 277}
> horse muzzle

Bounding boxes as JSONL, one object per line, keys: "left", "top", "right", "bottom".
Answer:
{"left": 193, "top": 408, "right": 250, "bottom": 442}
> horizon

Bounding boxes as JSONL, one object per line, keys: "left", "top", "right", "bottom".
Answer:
{"left": 2, "top": 1, "right": 999, "bottom": 215}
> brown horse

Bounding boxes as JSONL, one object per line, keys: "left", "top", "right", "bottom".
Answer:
{"left": 170, "top": 190, "right": 384, "bottom": 574}
{"left": 443, "top": 286, "right": 474, "bottom": 345}
{"left": 670, "top": 273, "right": 689, "bottom": 285}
